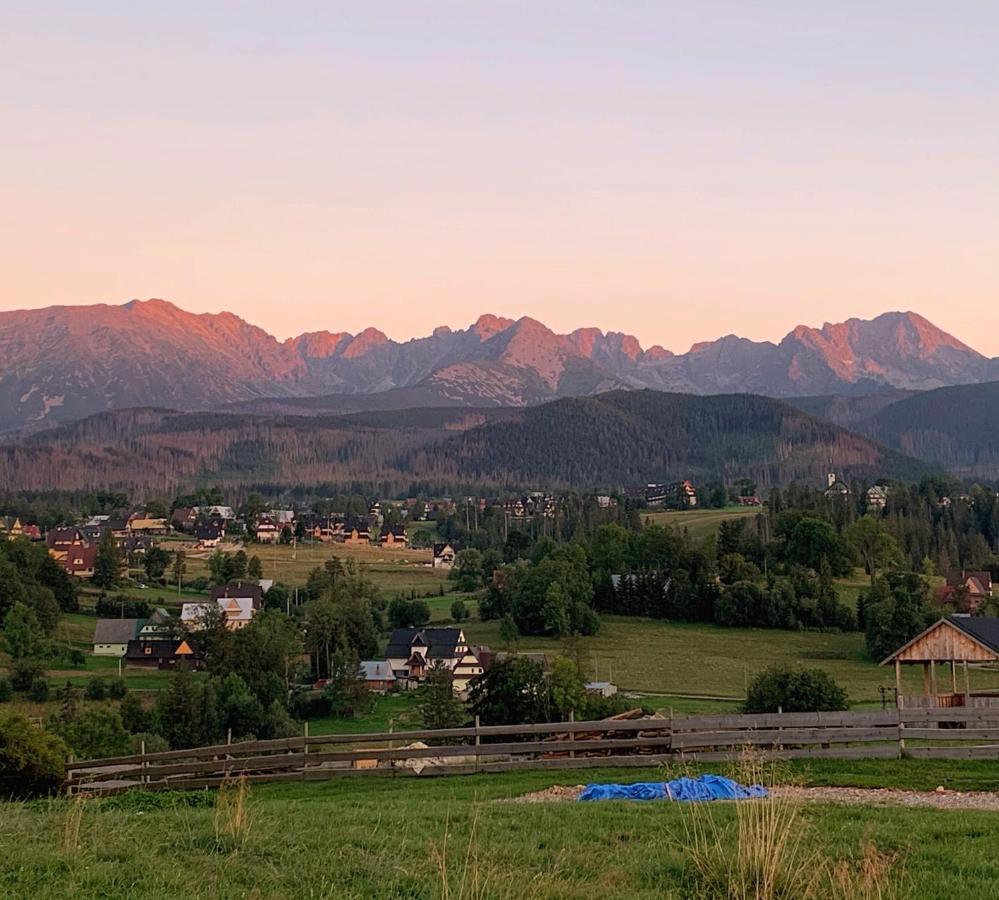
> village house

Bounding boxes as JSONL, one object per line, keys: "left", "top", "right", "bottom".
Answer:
{"left": 342, "top": 520, "right": 371, "bottom": 546}
{"left": 196, "top": 522, "right": 224, "bottom": 548}
{"left": 121, "top": 535, "right": 156, "bottom": 557}
{"left": 45, "top": 526, "right": 87, "bottom": 558}
{"left": 0, "top": 517, "right": 23, "bottom": 540}
{"left": 125, "top": 638, "right": 203, "bottom": 670}
{"left": 379, "top": 524, "right": 407, "bottom": 548}
{"left": 824, "top": 472, "right": 851, "bottom": 499}
{"left": 92, "top": 619, "right": 144, "bottom": 657}
{"left": 181, "top": 596, "right": 256, "bottom": 631}
{"left": 360, "top": 660, "right": 396, "bottom": 693}
{"left": 866, "top": 484, "right": 890, "bottom": 510}
{"left": 255, "top": 515, "right": 281, "bottom": 543}
{"left": 385, "top": 628, "right": 483, "bottom": 694}
{"left": 939, "top": 570, "right": 994, "bottom": 612}
{"left": 62, "top": 544, "right": 99, "bottom": 578}
{"left": 128, "top": 514, "right": 170, "bottom": 535}
{"left": 432, "top": 543, "right": 456, "bottom": 570}
{"left": 210, "top": 581, "right": 266, "bottom": 610}
{"left": 170, "top": 507, "right": 199, "bottom": 532}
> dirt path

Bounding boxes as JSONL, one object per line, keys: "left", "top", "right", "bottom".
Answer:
{"left": 507, "top": 784, "right": 999, "bottom": 811}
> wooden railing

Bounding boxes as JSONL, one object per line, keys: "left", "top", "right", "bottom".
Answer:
{"left": 65, "top": 707, "right": 999, "bottom": 795}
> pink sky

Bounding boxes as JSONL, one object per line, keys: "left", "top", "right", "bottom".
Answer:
{"left": 1, "top": 3, "right": 997, "bottom": 353}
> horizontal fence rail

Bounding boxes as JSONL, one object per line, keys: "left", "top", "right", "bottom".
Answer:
{"left": 65, "top": 707, "right": 999, "bottom": 795}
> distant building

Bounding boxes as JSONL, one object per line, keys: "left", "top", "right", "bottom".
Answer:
{"left": 360, "top": 660, "right": 396, "bottom": 693}
{"left": 646, "top": 481, "right": 698, "bottom": 509}
{"left": 255, "top": 516, "right": 280, "bottom": 543}
{"left": 584, "top": 681, "right": 618, "bottom": 698}
{"left": 432, "top": 543, "right": 456, "bottom": 570}
{"left": 379, "top": 524, "right": 408, "bottom": 548}
{"left": 385, "top": 628, "right": 483, "bottom": 694}
{"left": 866, "top": 485, "right": 890, "bottom": 510}
{"left": 92, "top": 619, "right": 143, "bottom": 657}
{"left": 125, "top": 638, "right": 203, "bottom": 670}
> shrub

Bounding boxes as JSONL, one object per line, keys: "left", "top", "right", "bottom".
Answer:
{"left": 52, "top": 707, "right": 131, "bottom": 760}
{"left": 29, "top": 676, "right": 51, "bottom": 702}
{"left": 743, "top": 665, "right": 848, "bottom": 714}
{"left": 450, "top": 600, "right": 469, "bottom": 622}
{"left": 0, "top": 679, "right": 11, "bottom": 702}
{"left": 67, "top": 648, "right": 87, "bottom": 668}
{"left": 0, "top": 711, "right": 68, "bottom": 798}
{"left": 11, "top": 659, "right": 45, "bottom": 692}
{"left": 84, "top": 677, "right": 108, "bottom": 701}
{"left": 108, "top": 678, "right": 128, "bottom": 700}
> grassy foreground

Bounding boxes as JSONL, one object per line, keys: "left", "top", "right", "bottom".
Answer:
{"left": 2, "top": 760, "right": 998, "bottom": 898}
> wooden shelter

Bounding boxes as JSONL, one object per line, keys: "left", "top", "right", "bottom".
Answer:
{"left": 881, "top": 615, "right": 999, "bottom": 708}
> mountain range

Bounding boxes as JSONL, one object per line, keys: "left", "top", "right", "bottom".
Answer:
{"left": 1, "top": 299, "right": 995, "bottom": 432}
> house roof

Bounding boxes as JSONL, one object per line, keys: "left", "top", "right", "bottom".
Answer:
{"left": 380, "top": 524, "right": 406, "bottom": 539}
{"left": 93, "top": 618, "right": 143, "bottom": 644}
{"left": 432, "top": 543, "right": 454, "bottom": 557}
{"left": 360, "top": 660, "right": 394, "bottom": 681}
{"left": 210, "top": 582, "right": 264, "bottom": 607}
{"left": 948, "top": 615, "right": 999, "bottom": 654}
{"left": 946, "top": 569, "right": 993, "bottom": 592}
{"left": 386, "top": 627, "right": 464, "bottom": 660}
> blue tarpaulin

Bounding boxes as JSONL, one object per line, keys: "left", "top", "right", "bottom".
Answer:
{"left": 577, "top": 774, "right": 768, "bottom": 803}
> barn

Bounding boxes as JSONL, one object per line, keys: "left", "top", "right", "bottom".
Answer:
{"left": 881, "top": 615, "right": 999, "bottom": 708}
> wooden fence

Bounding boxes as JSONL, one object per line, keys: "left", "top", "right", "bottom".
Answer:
{"left": 65, "top": 707, "right": 999, "bottom": 795}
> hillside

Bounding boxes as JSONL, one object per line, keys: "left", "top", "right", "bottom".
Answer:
{"left": 787, "top": 381, "right": 999, "bottom": 480}
{"left": 1, "top": 299, "right": 995, "bottom": 432}
{"left": 0, "top": 390, "right": 926, "bottom": 495}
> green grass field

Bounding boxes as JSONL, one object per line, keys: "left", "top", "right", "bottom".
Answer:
{"left": 183, "top": 540, "right": 453, "bottom": 597}
{"left": 462, "top": 615, "right": 999, "bottom": 704}
{"left": 642, "top": 506, "right": 760, "bottom": 541}
{"left": 2, "top": 759, "right": 998, "bottom": 898}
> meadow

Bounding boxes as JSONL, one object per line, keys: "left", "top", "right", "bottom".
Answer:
{"left": 2, "top": 759, "right": 999, "bottom": 898}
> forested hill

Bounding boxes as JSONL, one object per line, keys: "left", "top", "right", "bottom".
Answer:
{"left": 787, "top": 381, "right": 999, "bottom": 481}
{"left": 403, "top": 390, "right": 926, "bottom": 489}
{"left": 0, "top": 390, "right": 925, "bottom": 496}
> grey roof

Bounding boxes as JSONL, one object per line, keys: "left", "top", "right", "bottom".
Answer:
{"left": 386, "top": 627, "right": 463, "bottom": 660}
{"left": 93, "top": 618, "right": 143, "bottom": 644}
{"left": 360, "top": 660, "right": 394, "bottom": 681}
{"left": 948, "top": 615, "right": 999, "bottom": 654}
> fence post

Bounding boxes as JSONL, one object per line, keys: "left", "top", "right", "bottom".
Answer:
{"left": 474, "top": 715, "right": 481, "bottom": 774}
{"left": 669, "top": 706, "right": 674, "bottom": 753}
{"left": 141, "top": 739, "right": 147, "bottom": 785}
{"left": 897, "top": 697, "right": 905, "bottom": 757}
{"left": 569, "top": 709, "right": 575, "bottom": 759}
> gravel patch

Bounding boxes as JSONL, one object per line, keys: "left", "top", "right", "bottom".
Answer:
{"left": 506, "top": 784, "right": 999, "bottom": 810}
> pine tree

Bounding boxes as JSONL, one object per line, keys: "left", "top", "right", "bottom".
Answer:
{"left": 418, "top": 662, "right": 466, "bottom": 732}
{"left": 92, "top": 532, "right": 121, "bottom": 589}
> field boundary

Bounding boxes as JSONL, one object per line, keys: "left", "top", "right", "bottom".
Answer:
{"left": 66, "top": 707, "right": 999, "bottom": 795}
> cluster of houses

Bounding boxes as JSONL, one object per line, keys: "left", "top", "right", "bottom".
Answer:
{"left": 90, "top": 582, "right": 267, "bottom": 669}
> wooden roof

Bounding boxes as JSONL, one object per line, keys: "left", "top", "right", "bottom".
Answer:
{"left": 881, "top": 616, "right": 999, "bottom": 665}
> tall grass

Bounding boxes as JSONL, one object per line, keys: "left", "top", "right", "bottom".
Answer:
{"left": 61, "top": 793, "right": 87, "bottom": 854}
{"left": 212, "top": 775, "right": 252, "bottom": 852}
{"left": 430, "top": 805, "right": 490, "bottom": 900}
{"left": 672, "top": 754, "right": 903, "bottom": 899}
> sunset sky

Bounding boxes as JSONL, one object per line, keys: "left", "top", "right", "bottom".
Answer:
{"left": 2, "top": 2, "right": 997, "bottom": 352}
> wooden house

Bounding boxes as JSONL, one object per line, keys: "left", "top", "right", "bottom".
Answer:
{"left": 881, "top": 615, "right": 999, "bottom": 708}
{"left": 255, "top": 516, "right": 280, "bottom": 543}
{"left": 342, "top": 521, "right": 371, "bottom": 546}
{"left": 125, "top": 638, "right": 204, "bottom": 670}
{"left": 379, "top": 524, "right": 407, "bottom": 548}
